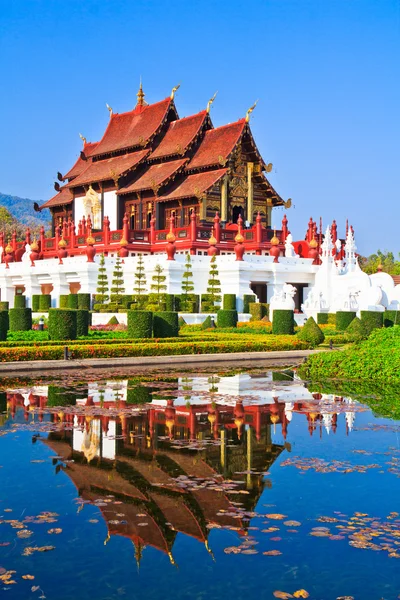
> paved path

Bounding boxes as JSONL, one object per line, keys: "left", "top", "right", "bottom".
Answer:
{"left": 0, "top": 349, "right": 325, "bottom": 375}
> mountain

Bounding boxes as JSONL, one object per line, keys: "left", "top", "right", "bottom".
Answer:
{"left": 0, "top": 192, "right": 50, "bottom": 227}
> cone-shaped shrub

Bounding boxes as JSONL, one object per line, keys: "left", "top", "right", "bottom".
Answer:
{"left": 48, "top": 309, "right": 77, "bottom": 340}
{"left": 107, "top": 316, "right": 119, "bottom": 325}
{"left": 76, "top": 309, "right": 89, "bottom": 337}
{"left": 128, "top": 310, "right": 153, "bottom": 338}
{"left": 297, "top": 316, "right": 325, "bottom": 347}
{"left": 178, "top": 316, "right": 187, "bottom": 328}
{"left": 345, "top": 316, "right": 367, "bottom": 341}
{"left": 217, "top": 309, "right": 238, "bottom": 328}
{"left": 336, "top": 311, "right": 356, "bottom": 331}
{"left": 0, "top": 311, "right": 8, "bottom": 341}
{"left": 360, "top": 311, "right": 383, "bottom": 336}
{"left": 153, "top": 312, "right": 178, "bottom": 338}
{"left": 272, "top": 310, "right": 294, "bottom": 335}
{"left": 9, "top": 308, "right": 32, "bottom": 331}
{"left": 201, "top": 315, "right": 213, "bottom": 329}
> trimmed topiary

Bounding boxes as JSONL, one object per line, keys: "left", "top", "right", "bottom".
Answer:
{"left": 47, "top": 385, "right": 77, "bottom": 407}
{"left": 297, "top": 316, "right": 325, "bottom": 347}
{"left": 243, "top": 294, "right": 256, "bottom": 313}
{"left": 360, "top": 311, "right": 383, "bottom": 335}
{"left": 317, "top": 313, "right": 329, "bottom": 325}
{"left": 0, "top": 311, "right": 8, "bottom": 341}
{"left": 128, "top": 310, "right": 153, "bottom": 338}
{"left": 223, "top": 294, "right": 236, "bottom": 310}
{"left": 201, "top": 315, "right": 213, "bottom": 329}
{"left": 126, "top": 382, "right": 152, "bottom": 404}
{"left": 178, "top": 316, "right": 187, "bottom": 328}
{"left": 14, "top": 295, "right": 26, "bottom": 308}
{"left": 48, "top": 309, "right": 77, "bottom": 340}
{"left": 77, "top": 293, "right": 91, "bottom": 310}
{"left": 9, "top": 308, "right": 32, "bottom": 331}
{"left": 153, "top": 311, "right": 179, "bottom": 338}
{"left": 217, "top": 309, "right": 238, "bottom": 328}
{"left": 345, "top": 316, "right": 367, "bottom": 341}
{"left": 67, "top": 294, "right": 78, "bottom": 309}
{"left": 59, "top": 295, "right": 69, "bottom": 309}
{"left": 76, "top": 309, "right": 89, "bottom": 337}
{"left": 272, "top": 309, "right": 294, "bottom": 335}
{"left": 249, "top": 302, "right": 269, "bottom": 321}
{"left": 107, "top": 316, "right": 119, "bottom": 325}
{"left": 336, "top": 311, "right": 356, "bottom": 331}
{"left": 0, "top": 301, "right": 9, "bottom": 311}
{"left": 32, "top": 295, "right": 40, "bottom": 312}
{"left": 165, "top": 294, "right": 175, "bottom": 312}
{"left": 384, "top": 310, "right": 400, "bottom": 328}
{"left": 39, "top": 294, "right": 51, "bottom": 311}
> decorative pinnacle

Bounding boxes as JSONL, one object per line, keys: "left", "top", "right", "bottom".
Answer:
{"left": 136, "top": 80, "right": 148, "bottom": 107}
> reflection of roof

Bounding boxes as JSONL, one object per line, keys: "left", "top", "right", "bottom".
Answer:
{"left": 187, "top": 120, "right": 246, "bottom": 170}
{"left": 65, "top": 150, "right": 150, "bottom": 188}
{"left": 158, "top": 169, "right": 227, "bottom": 202}
{"left": 89, "top": 98, "right": 172, "bottom": 157}
{"left": 118, "top": 159, "right": 187, "bottom": 195}
{"left": 40, "top": 186, "right": 73, "bottom": 209}
{"left": 150, "top": 112, "right": 208, "bottom": 160}
{"left": 64, "top": 142, "right": 99, "bottom": 180}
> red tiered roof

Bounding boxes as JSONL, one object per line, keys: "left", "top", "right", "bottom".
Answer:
{"left": 150, "top": 111, "right": 208, "bottom": 160}
{"left": 63, "top": 142, "right": 99, "bottom": 180}
{"left": 88, "top": 98, "right": 173, "bottom": 158}
{"left": 118, "top": 158, "right": 188, "bottom": 195}
{"left": 187, "top": 119, "right": 246, "bottom": 170}
{"left": 65, "top": 150, "right": 150, "bottom": 189}
{"left": 158, "top": 169, "right": 227, "bottom": 202}
{"left": 39, "top": 186, "right": 73, "bottom": 209}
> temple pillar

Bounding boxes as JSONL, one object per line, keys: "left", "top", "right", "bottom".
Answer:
{"left": 199, "top": 197, "right": 207, "bottom": 223}
{"left": 50, "top": 274, "right": 70, "bottom": 308}
{"left": 247, "top": 162, "right": 254, "bottom": 224}
{"left": 267, "top": 202, "right": 272, "bottom": 227}
{"left": 221, "top": 175, "right": 228, "bottom": 223}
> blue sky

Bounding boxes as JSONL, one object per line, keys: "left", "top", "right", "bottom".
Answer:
{"left": 0, "top": 0, "right": 399, "bottom": 255}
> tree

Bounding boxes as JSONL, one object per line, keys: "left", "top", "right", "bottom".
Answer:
{"left": 181, "top": 254, "right": 194, "bottom": 311}
{"left": 0, "top": 206, "right": 46, "bottom": 240}
{"left": 110, "top": 255, "right": 125, "bottom": 306}
{"left": 206, "top": 255, "right": 221, "bottom": 310}
{"left": 96, "top": 253, "right": 109, "bottom": 306}
{"left": 132, "top": 253, "right": 147, "bottom": 308}
{"left": 149, "top": 263, "right": 167, "bottom": 308}
{"left": 359, "top": 250, "right": 400, "bottom": 275}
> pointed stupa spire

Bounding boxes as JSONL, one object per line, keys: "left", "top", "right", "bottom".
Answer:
{"left": 136, "top": 78, "right": 148, "bottom": 109}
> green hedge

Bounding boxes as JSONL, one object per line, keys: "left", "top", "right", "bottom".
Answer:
{"left": 223, "top": 294, "right": 236, "bottom": 310}
{"left": 297, "top": 316, "right": 325, "bottom": 347}
{"left": 48, "top": 309, "right": 77, "bottom": 340}
{"left": 59, "top": 295, "right": 69, "bottom": 309}
{"left": 39, "top": 294, "right": 51, "bottom": 311}
{"left": 67, "top": 294, "right": 78, "bottom": 309}
{"left": 384, "top": 310, "right": 400, "bottom": 328}
{"left": 317, "top": 313, "right": 329, "bottom": 325}
{"left": 345, "top": 316, "right": 367, "bottom": 341}
{"left": 0, "top": 302, "right": 9, "bottom": 311}
{"left": 336, "top": 311, "right": 356, "bottom": 331}
{"left": 76, "top": 309, "right": 89, "bottom": 337}
{"left": 77, "top": 293, "right": 91, "bottom": 310}
{"left": 249, "top": 302, "right": 269, "bottom": 321}
{"left": 9, "top": 308, "right": 32, "bottom": 331}
{"left": 361, "top": 311, "right": 383, "bottom": 335}
{"left": 127, "top": 382, "right": 152, "bottom": 404}
{"left": 0, "top": 312, "right": 8, "bottom": 341}
{"left": 217, "top": 309, "right": 238, "bottom": 328}
{"left": 165, "top": 294, "right": 175, "bottom": 312}
{"left": 272, "top": 309, "right": 294, "bottom": 335}
{"left": 243, "top": 294, "right": 256, "bottom": 313}
{"left": 175, "top": 294, "right": 199, "bottom": 313}
{"left": 14, "top": 295, "right": 26, "bottom": 308}
{"left": 32, "top": 295, "right": 40, "bottom": 312}
{"left": 153, "top": 311, "right": 179, "bottom": 338}
{"left": 201, "top": 315, "right": 213, "bottom": 329}
{"left": 47, "top": 385, "right": 78, "bottom": 407}
{"left": 128, "top": 310, "right": 153, "bottom": 338}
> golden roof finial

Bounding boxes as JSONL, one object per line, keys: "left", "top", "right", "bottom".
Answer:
{"left": 206, "top": 91, "right": 218, "bottom": 113}
{"left": 136, "top": 78, "right": 148, "bottom": 108}
{"left": 79, "top": 132, "right": 87, "bottom": 145}
{"left": 245, "top": 100, "right": 258, "bottom": 122}
{"left": 170, "top": 83, "right": 180, "bottom": 100}
{"left": 106, "top": 103, "right": 113, "bottom": 117}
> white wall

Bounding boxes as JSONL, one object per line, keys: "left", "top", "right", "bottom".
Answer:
{"left": 103, "top": 190, "right": 117, "bottom": 231}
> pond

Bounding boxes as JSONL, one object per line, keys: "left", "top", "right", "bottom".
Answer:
{"left": 0, "top": 367, "right": 400, "bottom": 600}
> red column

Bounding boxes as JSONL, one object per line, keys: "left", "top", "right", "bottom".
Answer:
{"left": 150, "top": 214, "right": 156, "bottom": 247}
{"left": 103, "top": 216, "right": 110, "bottom": 246}
{"left": 40, "top": 226, "right": 45, "bottom": 257}
{"left": 281, "top": 214, "right": 288, "bottom": 243}
{"left": 25, "top": 227, "right": 31, "bottom": 245}
{"left": 122, "top": 212, "right": 129, "bottom": 241}
{"left": 213, "top": 212, "right": 221, "bottom": 244}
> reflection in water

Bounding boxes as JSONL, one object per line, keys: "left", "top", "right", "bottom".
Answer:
{"left": 1, "top": 371, "right": 359, "bottom": 566}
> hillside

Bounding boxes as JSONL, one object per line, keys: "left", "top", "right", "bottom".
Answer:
{"left": 0, "top": 192, "right": 50, "bottom": 228}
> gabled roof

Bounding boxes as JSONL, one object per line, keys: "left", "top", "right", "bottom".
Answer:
{"left": 88, "top": 98, "right": 173, "bottom": 158}
{"left": 150, "top": 111, "right": 208, "bottom": 160}
{"left": 118, "top": 158, "right": 187, "bottom": 195}
{"left": 158, "top": 169, "right": 227, "bottom": 202}
{"left": 187, "top": 119, "right": 246, "bottom": 170}
{"left": 65, "top": 150, "right": 150, "bottom": 189}
{"left": 39, "top": 186, "right": 73, "bottom": 210}
{"left": 63, "top": 142, "right": 99, "bottom": 180}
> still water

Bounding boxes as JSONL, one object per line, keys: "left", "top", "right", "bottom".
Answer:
{"left": 0, "top": 368, "right": 399, "bottom": 600}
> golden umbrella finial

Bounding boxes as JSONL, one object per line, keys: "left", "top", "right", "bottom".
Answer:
{"left": 170, "top": 83, "right": 180, "bottom": 100}
{"left": 106, "top": 103, "right": 113, "bottom": 117}
{"left": 136, "top": 78, "right": 148, "bottom": 107}
{"left": 206, "top": 91, "right": 218, "bottom": 113}
{"left": 245, "top": 100, "right": 258, "bottom": 122}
